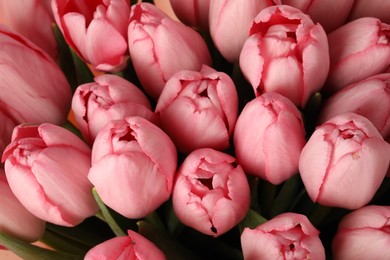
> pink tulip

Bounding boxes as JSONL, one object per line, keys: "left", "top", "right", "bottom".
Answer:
{"left": 332, "top": 205, "right": 390, "bottom": 260}
{"left": 0, "top": 111, "right": 16, "bottom": 159}
{"left": 325, "top": 17, "right": 390, "bottom": 93}
{"left": 0, "top": 171, "right": 45, "bottom": 243}
{"left": 172, "top": 148, "right": 250, "bottom": 237}
{"left": 299, "top": 113, "right": 390, "bottom": 210}
{"left": 128, "top": 3, "right": 212, "bottom": 99}
{"left": 0, "top": 0, "right": 57, "bottom": 59}
{"left": 169, "top": 0, "right": 210, "bottom": 30}
{"left": 2, "top": 124, "right": 98, "bottom": 226}
{"left": 209, "top": 0, "right": 274, "bottom": 62}
{"left": 241, "top": 212, "right": 325, "bottom": 260}
{"left": 234, "top": 92, "right": 306, "bottom": 185}
{"left": 275, "top": 0, "right": 355, "bottom": 33}
{"left": 88, "top": 116, "right": 177, "bottom": 219}
{"left": 52, "top": 0, "right": 131, "bottom": 72}
{"left": 319, "top": 73, "right": 390, "bottom": 139}
{"left": 85, "top": 230, "right": 166, "bottom": 260}
{"left": 0, "top": 25, "right": 71, "bottom": 125}
{"left": 155, "top": 65, "right": 238, "bottom": 154}
{"left": 349, "top": 0, "right": 390, "bottom": 24}
{"left": 239, "top": 5, "right": 329, "bottom": 107}
{"left": 72, "top": 74, "right": 158, "bottom": 144}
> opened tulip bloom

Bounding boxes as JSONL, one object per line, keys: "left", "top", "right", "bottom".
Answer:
{"left": 332, "top": 205, "right": 390, "bottom": 260}
{"left": 128, "top": 3, "right": 211, "bottom": 99}
{"left": 234, "top": 92, "right": 306, "bottom": 185}
{"left": 52, "top": 0, "right": 131, "bottom": 72}
{"left": 319, "top": 73, "right": 390, "bottom": 139}
{"left": 0, "top": 171, "right": 46, "bottom": 243}
{"left": 155, "top": 65, "right": 238, "bottom": 154}
{"left": 299, "top": 113, "right": 390, "bottom": 210}
{"left": 239, "top": 5, "right": 329, "bottom": 107}
{"left": 169, "top": 0, "right": 210, "bottom": 30}
{"left": 172, "top": 148, "right": 250, "bottom": 237}
{"left": 84, "top": 230, "right": 166, "bottom": 260}
{"left": 325, "top": 17, "right": 390, "bottom": 93}
{"left": 241, "top": 213, "right": 325, "bottom": 260}
{"left": 72, "top": 74, "right": 157, "bottom": 144}
{"left": 88, "top": 116, "right": 177, "bottom": 219}
{"left": 1, "top": 124, "right": 98, "bottom": 226}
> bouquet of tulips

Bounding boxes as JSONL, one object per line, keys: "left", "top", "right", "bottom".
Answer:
{"left": 0, "top": 0, "right": 389, "bottom": 259}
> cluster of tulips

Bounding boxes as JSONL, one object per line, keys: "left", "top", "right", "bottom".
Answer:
{"left": 0, "top": 0, "right": 389, "bottom": 259}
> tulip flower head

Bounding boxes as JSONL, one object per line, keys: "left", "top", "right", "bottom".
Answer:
{"left": 169, "top": 0, "right": 210, "bottom": 30}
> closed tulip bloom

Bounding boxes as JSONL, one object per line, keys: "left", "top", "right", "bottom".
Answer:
{"left": 88, "top": 116, "right": 177, "bottom": 219}
{"left": 332, "top": 205, "right": 390, "bottom": 260}
{"left": 172, "top": 148, "right": 250, "bottom": 237}
{"left": 169, "top": 0, "right": 210, "bottom": 30}
{"left": 128, "top": 3, "right": 212, "bottom": 99}
{"left": 209, "top": 0, "right": 273, "bottom": 62}
{"left": 0, "top": 0, "right": 57, "bottom": 59}
{"left": 325, "top": 18, "right": 390, "bottom": 93}
{"left": 299, "top": 113, "right": 390, "bottom": 210}
{"left": 155, "top": 65, "right": 238, "bottom": 154}
{"left": 319, "top": 73, "right": 390, "bottom": 139}
{"left": 234, "top": 92, "right": 306, "bottom": 185}
{"left": 239, "top": 5, "right": 329, "bottom": 107}
{"left": 72, "top": 74, "right": 157, "bottom": 144}
{"left": 241, "top": 213, "right": 325, "bottom": 260}
{"left": 0, "top": 25, "right": 71, "bottom": 125}
{"left": 0, "top": 171, "right": 46, "bottom": 243}
{"left": 52, "top": 0, "right": 130, "bottom": 72}
{"left": 85, "top": 230, "right": 166, "bottom": 260}
{"left": 349, "top": 0, "right": 390, "bottom": 24}
{"left": 1, "top": 124, "right": 98, "bottom": 226}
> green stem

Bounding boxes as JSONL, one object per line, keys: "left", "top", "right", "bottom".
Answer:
{"left": 258, "top": 180, "right": 277, "bottom": 218}
{"left": 239, "top": 209, "right": 268, "bottom": 233}
{"left": 92, "top": 188, "right": 126, "bottom": 237}
{"left": 270, "top": 175, "right": 302, "bottom": 218}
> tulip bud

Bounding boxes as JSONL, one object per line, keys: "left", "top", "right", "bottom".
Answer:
{"left": 72, "top": 74, "right": 158, "bottom": 144}
{"left": 325, "top": 17, "right": 390, "bottom": 93}
{"left": 169, "top": 0, "right": 210, "bottom": 30}
{"left": 172, "top": 148, "right": 250, "bottom": 237}
{"left": 128, "top": 3, "right": 212, "bottom": 99}
{"left": 155, "top": 65, "right": 238, "bottom": 154}
{"left": 0, "top": 171, "right": 45, "bottom": 243}
{"left": 209, "top": 0, "right": 274, "bottom": 62}
{"left": 332, "top": 205, "right": 390, "bottom": 260}
{"left": 349, "top": 0, "right": 390, "bottom": 24}
{"left": 2, "top": 124, "right": 98, "bottom": 226}
{"left": 241, "top": 212, "right": 325, "bottom": 260}
{"left": 234, "top": 92, "right": 306, "bottom": 185}
{"left": 299, "top": 113, "right": 390, "bottom": 210}
{"left": 239, "top": 5, "right": 329, "bottom": 107}
{"left": 85, "top": 230, "right": 166, "bottom": 260}
{"left": 319, "top": 73, "right": 390, "bottom": 139}
{"left": 0, "top": 25, "right": 71, "bottom": 125}
{"left": 52, "top": 0, "right": 131, "bottom": 72}
{"left": 88, "top": 116, "right": 177, "bottom": 219}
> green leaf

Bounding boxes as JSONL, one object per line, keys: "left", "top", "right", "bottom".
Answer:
{"left": 239, "top": 209, "right": 267, "bottom": 233}
{"left": 270, "top": 175, "right": 302, "bottom": 218}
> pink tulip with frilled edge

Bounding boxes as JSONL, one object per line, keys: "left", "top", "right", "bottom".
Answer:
{"left": 209, "top": 0, "right": 274, "bottom": 63}
{"left": 241, "top": 213, "right": 325, "bottom": 260}
{"left": 0, "top": 171, "right": 46, "bottom": 243}
{"left": 169, "top": 0, "right": 210, "bottom": 30}
{"left": 239, "top": 5, "right": 329, "bottom": 108}
{"left": 72, "top": 74, "right": 158, "bottom": 145}
{"left": 88, "top": 116, "right": 177, "bottom": 219}
{"left": 172, "top": 148, "right": 250, "bottom": 237}
{"left": 0, "top": 0, "right": 57, "bottom": 59}
{"left": 52, "top": 0, "right": 130, "bottom": 72}
{"left": 233, "top": 92, "right": 306, "bottom": 185}
{"left": 85, "top": 230, "right": 166, "bottom": 260}
{"left": 332, "top": 205, "right": 390, "bottom": 260}
{"left": 299, "top": 113, "right": 390, "bottom": 210}
{"left": 349, "top": 0, "right": 390, "bottom": 24}
{"left": 155, "top": 65, "right": 238, "bottom": 154}
{"left": 0, "top": 25, "right": 71, "bottom": 125}
{"left": 1, "top": 124, "right": 98, "bottom": 227}
{"left": 319, "top": 73, "right": 390, "bottom": 139}
{"left": 325, "top": 17, "right": 390, "bottom": 94}
{"left": 275, "top": 0, "right": 355, "bottom": 33}
{"left": 128, "top": 3, "right": 212, "bottom": 99}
